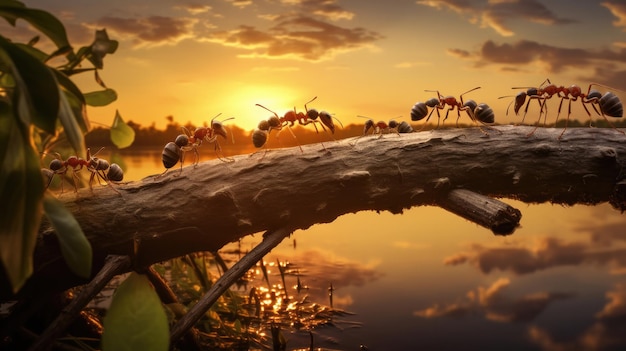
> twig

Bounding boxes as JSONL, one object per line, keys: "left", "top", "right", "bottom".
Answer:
{"left": 437, "top": 189, "right": 522, "bottom": 235}
{"left": 144, "top": 267, "right": 203, "bottom": 351}
{"left": 169, "top": 227, "right": 293, "bottom": 344}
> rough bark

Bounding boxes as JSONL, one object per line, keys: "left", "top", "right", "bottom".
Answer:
{"left": 2, "top": 125, "right": 626, "bottom": 300}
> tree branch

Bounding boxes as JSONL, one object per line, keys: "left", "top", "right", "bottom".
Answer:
{"left": 2, "top": 125, "right": 625, "bottom": 300}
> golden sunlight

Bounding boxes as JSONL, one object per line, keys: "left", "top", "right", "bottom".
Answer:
{"left": 222, "top": 84, "right": 305, "bottom": 130}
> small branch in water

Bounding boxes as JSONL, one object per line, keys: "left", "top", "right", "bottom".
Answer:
{"left": 437, "top": 189, "right": 522, "bottom": 235}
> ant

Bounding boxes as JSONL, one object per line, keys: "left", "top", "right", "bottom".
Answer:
{"left": 43, "top": 147, "right": 123, "bottom": 194}
{"left": 555, "top": 83, "right": 624, "bottom": 138}
{"left": 299, "top": 96, "right": 343, "bottom": 135}
{"left": 252, "top": 104, "right": 303, "bottom": 156}
{"left": 411, "top": 87, "right": 495, "bottom": 132}
{"left": 281, "top": 96, "right": 343, "bottom": 149}
{"left": 351, "top": 116, "right": 413, "bottom": 146}
{"left": 503, "top": 79, "right": 624, "bottom": 138}
{"left": 160, "top": 114, "right": 235, "bottom": 176}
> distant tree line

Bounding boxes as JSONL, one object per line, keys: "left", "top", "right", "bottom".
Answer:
{"left": 85, "top": 115, "right": 626, "bottom": 154}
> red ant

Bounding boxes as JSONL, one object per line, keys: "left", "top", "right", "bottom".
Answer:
{"left": 554, "top": 83, "right": 624, "bottom": 138}
{"left": 44, "top": 147, "right": 123, "bottom": 194}
{"left": 351, "top": 116, "right": 412, "bottom": 146}
{"left": 299, "top": 96, "right": 343, "bottom": 135}
{"left": 252, "top": 104, "right": 303, "bottom": 155}
{"left": 160, "top": 113, "right": 235, "bottom": 176}
{"left": 412, "top": 87, "right": 495, "bottom": 132}
{"left": 503, "top": 79, "right": 625, "bottom": 138}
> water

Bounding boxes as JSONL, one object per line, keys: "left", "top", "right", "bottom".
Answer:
{"left": 93, "top": 149, "right": 626, "bottom": 351}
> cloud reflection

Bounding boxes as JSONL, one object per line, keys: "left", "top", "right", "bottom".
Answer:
{"left": 443, "top": 236, "right": 626, "bottom": 275}
{"left": 529, "top": 283, "right": 626, "bottom": 351}
{"left": 260, "top": 249, "right": 383, "bottom": 309}
{"left": 414, "top": 278, "right": 574, "bottom": 323}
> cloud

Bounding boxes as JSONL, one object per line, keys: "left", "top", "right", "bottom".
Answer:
{"left": 602, "top": 1, "right": 626, "bottom": 31}
{"left": 95, "top": 15, "right": 198, "bottom": 47}
{"left": 206, "top": 14, "right": 383, "bottom": 61}
{"left": 417, "top": 0, "right": 575, "bottom": 36}
{"left": 416, "top": 0, "right": 475, "bottom": 14}
{"left": 226, "top": 0, "right": 254, "bottom": 8}
{"left": 414, "top": 278, "right": 574, "bottom": 323}
{"left": 297, "top": 0, "right": 356, "bottom": 21}
{"left": 480, "top": 0, "right": 577, "bottom": 36}
{"left": 448, "top": 39, "right": 626, "bottom": 79}
{"left": 180, "top": 3, "right": 213, "bottom": 15}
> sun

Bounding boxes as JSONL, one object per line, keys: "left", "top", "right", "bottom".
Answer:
{"left": 217, "top": 84, "right": 306, "bottom": 131}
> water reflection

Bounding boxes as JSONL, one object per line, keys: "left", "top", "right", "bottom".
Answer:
{"left": 85, "top": 151, "right": 626, "bottom": 350}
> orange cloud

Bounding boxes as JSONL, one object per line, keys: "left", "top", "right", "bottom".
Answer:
{"left": 96, "top": 15, "right": 198, "bottom": 47}
{"left": 417, "top": 0, "right": 575, "bottom": 37}
{"left": 206, "top": 15, "right": 382, "bottom": 61}
{"left": 602, "top": 1, "right": 626, "bottom": 31}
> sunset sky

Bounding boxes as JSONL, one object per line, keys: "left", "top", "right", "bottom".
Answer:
{"left": 7, "top": 0, "right": 626, "bottom": 131}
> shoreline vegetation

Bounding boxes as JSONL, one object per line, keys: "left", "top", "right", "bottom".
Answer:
{"left": 85, "top": 116, "right": 626, "bottom": 155}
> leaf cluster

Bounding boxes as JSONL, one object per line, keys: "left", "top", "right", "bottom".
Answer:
{"left": 0, "top": 0, "right": 120, "bottom": 293}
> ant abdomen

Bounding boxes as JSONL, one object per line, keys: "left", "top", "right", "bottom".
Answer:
{"left": 162, "top": 142, "right": 181, "bottom": 169}
{"left": 107, "top": 164, "right": 124, "bottom": 182}
{"left": 475, "top": 103, "right": 495, "bottom": 124}
{"left": 600, "top": 92, "right": 623, "bottom": 118}
{"left": 410, "top": 102, "right": 428, "bottom": 121}
{"left": 252, "top": 129, "right": 267, "bottom": 148}
{"left": 397, "top": 121, "right": 414, "bottom": 133}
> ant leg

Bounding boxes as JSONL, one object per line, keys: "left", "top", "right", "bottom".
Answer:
{"left": 177, "top": 150, "right": 185, "bottom": 176}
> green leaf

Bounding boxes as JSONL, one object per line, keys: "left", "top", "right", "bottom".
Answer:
{"left": 84, "top": 88, "right": 117, "bottom": 107}
{"left": 110, "top": 110, "right": 135, "bottom": 149}
{"left": 0, "top": 1, "right": 72, "bottom": 52}
{"left": 102, "top": 273, "right": 170, "bottom": 351}
{"left": 58, "top": 84, "right": 86, "bottom": 157}
{"left": 0, "top": 99, "right": 44, "bottom": 292}
{"left": 0, "top": 35, "right": 59, "bottom": 134}
{"left": 54, "top": 70, "right": 89, "bottom": 133}
{"left": 42, "top": 195, "right": 92, "bottom": 278}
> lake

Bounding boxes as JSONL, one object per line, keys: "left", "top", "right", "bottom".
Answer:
{"left": 93, "top": 147, "right": 626, "bottom": 351}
